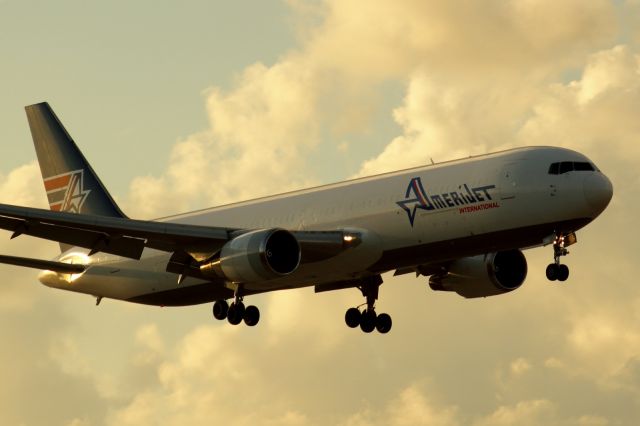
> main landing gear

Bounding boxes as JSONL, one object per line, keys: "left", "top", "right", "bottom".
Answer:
{"left": 212, "top": 287, "right": 260, "bottom": 327}
{"left": 344, "top": 275, "right": 392, "bottom": 334}
{"left": 545, "top": 232, "right": 576, "bottom": 282}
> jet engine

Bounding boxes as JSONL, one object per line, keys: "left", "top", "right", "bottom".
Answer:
{"left": 428, "top": 249, "right": 527, "bottom": 298}
{"left": 200, "top": 229, "right": 301, "bottom": 283}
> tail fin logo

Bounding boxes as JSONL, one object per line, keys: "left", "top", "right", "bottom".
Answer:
{"left": 43, "top": 170, "right": 91, "bottom": 213}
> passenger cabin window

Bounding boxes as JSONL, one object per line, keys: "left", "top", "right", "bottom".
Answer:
{"left": 548, "top": 161, "right": 595, "bottom": 175}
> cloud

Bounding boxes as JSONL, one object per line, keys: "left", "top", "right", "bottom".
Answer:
{"left": 518, "top": 45, "right": 640, "bottom": 160}
{"left": 124, "top": 58, "right": 323, "bottom": 218}
{"left": 577, "top": 45, "right": 640, "bottom": 104}
{"left": 104, "top": 323, "right": 336, "bottom": 426}
{"left": 132, "top": 323, "right": 165, "bottom": 366}
{"left": 358, "top": 43, "right": 640, "bottom": 176}
{"left": 0, "top": 161, "right": 47, "bottom": 208}
{"left": 121, "top": 0, "right": 626, "bottom": 218}
{"left": 355, "top": 73, "right": 508, "bottom": 176}
{"left": 510, "top": 358, "right": 532, "bottom": 377}
{"left": 341, "top": 385, "right": 459, "bottom": 426}
{"left": 541, "top": 298, "right": 640, "bottom": 395}
{"left": 474, "top": 399, "right": 556, "bottom": 426}
{"left": 302, "top": 0, "right": 616, "bottom": 81}
{"left": 473, "top": 399, "right": 610, "bottom": 426}
{"left": 108, "top": 335, "right": 463, "bottom": 426}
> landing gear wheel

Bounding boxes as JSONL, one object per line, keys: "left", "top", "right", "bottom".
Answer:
{"left": 546, "top": 264, "right": 558, "bottom": 281}
{"left": 546, "top": 263, "right": 569, "bottom": 282}
{"left": 227, "top": 302, "right": 245, "bottom": 325}
{"left": 345, "top": 308, "right": 361, "bottom": 328}
{"left": 243, "top": 305, "right": 260, "bottom": 326}
{"left": 557, "top": 264, "right": 569, "bottom": 282}
{"left": 547, "top": 232, "right": 575, "bottom": 282}
{"left": 376, "top": 313, "right": 392, "bottom": 334}
{"left": 360, "top": 309, "right": 377, "bottom": 333}
{"left": 345, "top": 275, "right": 394, "bottom": 333}
{"left": 212, "top": 300, "right": 229, "bottom": 320}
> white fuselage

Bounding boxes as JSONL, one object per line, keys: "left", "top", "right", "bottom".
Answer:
{"left": 39, "top": 146, "right": 612, "bottom": 305}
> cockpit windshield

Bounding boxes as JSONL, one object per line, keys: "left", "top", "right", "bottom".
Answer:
{"left": 548, "top": 161, "right": 596, "bottom": 175}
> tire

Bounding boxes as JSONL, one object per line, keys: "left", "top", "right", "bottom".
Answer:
{"left": 557, "top": 264, "right": 569, "bottom": 282}
{"left": 360, "top": 309, "right": 376, "bottom": 333}
{"left": 212, "top": 300, "right": 229, "bottom": 320}
{"left": 227, "top": 302, "right": 245, "bottom": 325}
{"left": 345, "top": 308, "right": 361, "bottom": 328}
{"left": 243, "top": 305, "right": 260, "bottom": 326}
{"left": 376, "top": 313, "right": 392, "bottom": 334}
{"left": 546, "top": 264, "right": 558, "bottom": 281}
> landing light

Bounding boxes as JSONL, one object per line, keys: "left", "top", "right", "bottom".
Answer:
{"left": 554, "top": 232, "right": 577, "bottom": 247}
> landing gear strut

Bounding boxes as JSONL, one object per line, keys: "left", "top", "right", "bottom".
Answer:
{"left": 546, "top": 232, "right": 575, "bottom": 282}
{"left": 344, "top": 275, "right": 392, "bottom": 334}
{"left": 212, "top": 286, "right": 260, "bottom": 326}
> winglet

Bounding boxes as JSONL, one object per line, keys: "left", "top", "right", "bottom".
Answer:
{"left": 25, "top": 102, "right": 127, "bottom": 219}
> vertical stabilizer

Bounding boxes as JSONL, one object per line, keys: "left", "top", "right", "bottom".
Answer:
{"left": 25, "top": 102, "right": 126, "bottom": 218}
{"left": 25, "top": 102, "right": 127, "bottom": 251}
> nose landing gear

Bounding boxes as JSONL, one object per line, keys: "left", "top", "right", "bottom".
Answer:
{"left": 344, "top": 275, "right": 392, "bottom": 334}
{"left": 546, "top": 263, "right": 569, "bottom": 282}
{"left": 545, "top": 232, "right": 576, "bottom": 282}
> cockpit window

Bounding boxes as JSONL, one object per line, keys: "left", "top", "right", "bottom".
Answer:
{"left": 574, "top": 162, "right": 595, "bottom": 171}
{"left": 548, "top": 161, "right": 596, "bottom": 175}
{"left": 559, "top": 161, "right": 574, "bottom": 174}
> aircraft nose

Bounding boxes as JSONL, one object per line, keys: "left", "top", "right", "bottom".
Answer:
{"left": 583, "top": 172, "right": 613, "bottom": 215}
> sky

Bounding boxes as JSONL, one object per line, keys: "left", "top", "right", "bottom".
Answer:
{"left": 1, "top": 0, "right": 639, "bottom": 425}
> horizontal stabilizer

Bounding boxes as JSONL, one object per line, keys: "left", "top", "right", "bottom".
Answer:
{"left": 0, "top": 254, "right": 86, "bottom": 273}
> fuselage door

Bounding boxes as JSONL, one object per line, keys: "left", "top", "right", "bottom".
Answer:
{"left": 499, "top": 162, "right": 519, "bottom": 200}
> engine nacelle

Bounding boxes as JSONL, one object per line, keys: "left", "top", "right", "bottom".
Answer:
{"left": 429, "top": 249, "right": 527, "bottom": 298}
{"left": 200, "top": 229, "right": 301, "bottom": 283}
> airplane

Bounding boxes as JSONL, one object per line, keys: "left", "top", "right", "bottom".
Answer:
{"left": 0, "top": 102, "right": 613, "bottom": 334}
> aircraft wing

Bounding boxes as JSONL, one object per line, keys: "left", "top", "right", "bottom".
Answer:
{"left": 0, "top": 202, "right": 231, "bottom": 259}
{"left": 0, "top": 203, "right": 351, "bottom": 264}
